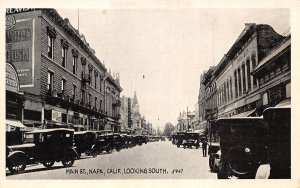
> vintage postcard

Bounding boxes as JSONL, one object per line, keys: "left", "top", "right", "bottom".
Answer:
{"left": 1, "top": 1, "right": 300, "bottom": 188}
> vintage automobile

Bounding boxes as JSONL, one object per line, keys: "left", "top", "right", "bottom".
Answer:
{"left": 135, "top": 135, "right": 147, "bottom": 146}
{"left": 6, "top": 128, "right": 78, "bottom": 174}
{"left": 183, "top": 132, "right": 200, "bottom": 149}
{"left": 120, "top": 133, "right": 129, "bottom": 149}
{"left": 112, "top": 133, "right": 122, "bottom": 151}
{"left": 255, "top": 106, "right": 291, "bottom": 179}
{"left": 172, "top": 134, "right": 177, "bottom": 145}
{"left": 176, "top": 132, "right": 186, "bottom": 148}
{"left": 74, "top": 131, "right": 97, "bottom": 157}
{"left": 93, "top": 134, "right": 113, "bottom": 154}
{"left": 216, "top": 117, "right": 268, "bottom": 179}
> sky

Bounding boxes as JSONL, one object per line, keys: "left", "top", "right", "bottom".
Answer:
{"left": 57, "top": 8, "right": 290, "bottom": 129}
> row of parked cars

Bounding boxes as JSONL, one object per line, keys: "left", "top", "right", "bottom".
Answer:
{"left": 208, "top": 106, "right": 290, "bottom": 179}
{"left": 172, "top": 132, "right": 206, "bottom": 149}
{"left": 6, "top": 130, "right": 149, "bottom": 174}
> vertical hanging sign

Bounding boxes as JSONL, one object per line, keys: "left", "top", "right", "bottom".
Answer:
{"left": 6, "top": 13, "right": 35, "bottom": 88}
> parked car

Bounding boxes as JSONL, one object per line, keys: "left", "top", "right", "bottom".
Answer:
{"left": 216, "top": 117, "right": 267, "bottom": 179}
{"left": 6, "top": 128, "right": 78, "bottom": 174}
{"left": 74, "top": 131, "right": 97, "bottom": 158}
{"left": 183, "top": 132, "right": 200, "bottom": 149}
{"left": 93, "top": 134, "right": 113, "bottom": 154}
{"left": 255, "top": 107, "right": 291, "bottom": 179}
{"left": 111, "top": 133, "right": 122, "bottom": 151}
{"left": 176, "top": 132, "right": 186, "bottom": 148}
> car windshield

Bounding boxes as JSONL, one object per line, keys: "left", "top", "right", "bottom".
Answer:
{"left": 187, "top": 133, "right": 199, "bottom": 139}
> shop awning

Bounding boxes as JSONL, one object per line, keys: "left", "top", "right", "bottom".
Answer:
{"left": 233, "top": 109, "right": 256, "bottom": 117}
{"left": 6, "top": 119, "right": 27, "bottom": 128}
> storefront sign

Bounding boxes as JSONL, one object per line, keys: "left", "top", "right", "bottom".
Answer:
{"left": 6, "top": 14, "right": 35, "bottom": 88}
{"left": 6, "top": 8, "right": 35, "bottom": 15}
{"left": 52, "top": 110, "right": 62, "bottom": 122}
{"left": 6, "top": 63, "right": 19, "bottom": 93}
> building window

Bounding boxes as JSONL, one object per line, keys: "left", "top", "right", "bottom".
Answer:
{"left": 263, "top": 92, "right": 269, "bottom": 105}
{"left": 72, "top": 84, "right": 76, "bottom": 99}
{"left": 100, "top": 76, "right": 103, "bottom": 92}
{"left": 88, "top": 93, "right": 92, "bottom": 104}
{"left": 238, "top": 68, "right": 242, "bottom": 97}
{"left": 89, "top": 69, "right": 93, "bottom": 86}
{"left": 286, "top": 82, "right": 291, "bottom": 98}
{"left": 47, "top": 71, "right": 54, "bottom": 92}
{"left": 95, "top": 74, "right": 97, "bottom": 89}
{"left": 252, "top": 57, "right": 257, "bottom": 88}
{"left": 61, "top": 78, "right": 66, "bottom": 92}
{"left": 246, "top": 60, "right": 251, "bottom": 91}
{"left": 95, "top": 97, "right": 97, "bottom": 108}
{"left": 100, "top": 99, "right": 103, "bottom": 111}
{"left": 72, "top": 56, "right": 77, "bottom": 74}
{"left": 47, "top": 35, "right": 54, "bottom": 59}
{"left": 81, "top": 89, "right": 85, "bottom": 102}
{"left": 242, "top": 64, "right": 246, "bottom": 94}
{"left": 61, "top": 47, "right": 67, "bottom": 67}
{"left": 234, "top": 71, "right": 238, "bottom": 98}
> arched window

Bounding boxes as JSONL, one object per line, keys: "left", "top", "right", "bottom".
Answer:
{"left": 234, "top": 71, "right": 238, "bottom": 98}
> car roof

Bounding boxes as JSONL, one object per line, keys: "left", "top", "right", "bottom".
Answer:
{"left": 26, "top": 128, "right": 74, "bottom": 134}
{"left": 216, "top": 117, "right": 264, "bottom": 127}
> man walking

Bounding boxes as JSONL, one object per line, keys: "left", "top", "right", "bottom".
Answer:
{"left": 202, "top": 139, "right": 208, "bottom": 157}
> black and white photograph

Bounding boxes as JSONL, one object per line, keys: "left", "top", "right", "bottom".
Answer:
{"left": 1, "top": 1, "right": 300, "bottom": 187}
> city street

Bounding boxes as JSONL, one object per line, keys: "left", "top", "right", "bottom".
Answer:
{"left": 6, "top": 140, "right": 216, "bottom": 179}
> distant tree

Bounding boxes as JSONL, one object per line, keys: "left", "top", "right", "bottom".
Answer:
{"left": 163, "top": 122, "right": 175, "bottom": 137}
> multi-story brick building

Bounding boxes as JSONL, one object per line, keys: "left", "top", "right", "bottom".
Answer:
{"left": 198, "top": 23, "right": 289, "bottom": 125}
{"left": 6, "top": 9, "right": 121, "bottom": 131}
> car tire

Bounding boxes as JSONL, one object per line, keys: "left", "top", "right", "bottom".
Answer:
{"left": 92, "top": 151, "right": 97, "bottom": 158}
{"left": 177, "top": 144, "right": 180, "bottom": 148}
{"left": 217, "top": 162, "right": 229, "bottom": 179}
{"left": 43, "top": 161, "right": 55, "bottom": 168}
{"left": 8, "top": 158, "right": 26, "bottom": 174}
{"left": 62, "top": 153, "right": 75, "bottom": 167}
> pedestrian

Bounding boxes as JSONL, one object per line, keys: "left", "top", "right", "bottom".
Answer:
{"left": 202, "top": 139, "right": 208, "bottom": 157}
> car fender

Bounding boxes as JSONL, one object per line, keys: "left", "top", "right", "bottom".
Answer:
{"left": 7, "top": 151, "right": 30, "bottom": 165}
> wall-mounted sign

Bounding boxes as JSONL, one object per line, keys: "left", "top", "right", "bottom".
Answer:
{"left": 6, "top": 15, "right": 35, "bottom": 88}
{"left": 52, "top": 110, "right": 62, "bottom": 122}
{"left": 6, "top": 63, "right": 19, "bottom": 93}
{"left": 6, "top": 8, "right": 35, "bottom": 15}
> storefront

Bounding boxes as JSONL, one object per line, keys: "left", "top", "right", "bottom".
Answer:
{"left": 6, "top": 63, "right": 27, "bottom": 145}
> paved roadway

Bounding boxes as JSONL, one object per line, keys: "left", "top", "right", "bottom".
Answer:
{"left": 6, "top": 140, "right": 217, "bottom": 179}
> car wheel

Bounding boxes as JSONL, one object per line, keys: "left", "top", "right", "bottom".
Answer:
{"left": 217, "top": 162, "right": 229, "bottom": 179}
{"left": 8, "top": 159, "right": 26, "bottom": 174}
{"left": 177, "top": 144, "right": 180, "bottom": 148}
{"left": 183, "top": 145, "right": 186, "bottom": 149}
{"left": 43, "top": 161, "right": 55, "bottom": 168}
{"left": 196, "top": 146, "right": 199, "bottom": 149}
{"left": 92, "top": 151, "right": 97, "bottom": 158}
{"left": 62, "top": 153, "right": 75, "bottom": 167}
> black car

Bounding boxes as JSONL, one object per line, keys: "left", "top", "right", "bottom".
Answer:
{"left": 176, "top": 132, "right": 186, "bottom": 148}
{"left": 255, "top": 107, "right": 291, "bottom": 179}
{"left": 93, "top": 133, "right": 113, "bottom": 154}
{"left": 74, "top": 131, "right": 97, "bottom": 157}
{"left": 6, "top": 128, "right": 78, "bottom": 174}
{"left": 216, "top": 117, "right": 267, "bottom": 179}
{"left": 183, "top": 132, "right": 200, "bottom": 149}
{"left": 112, "top": 133, "right": 122, "bottom": 151}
